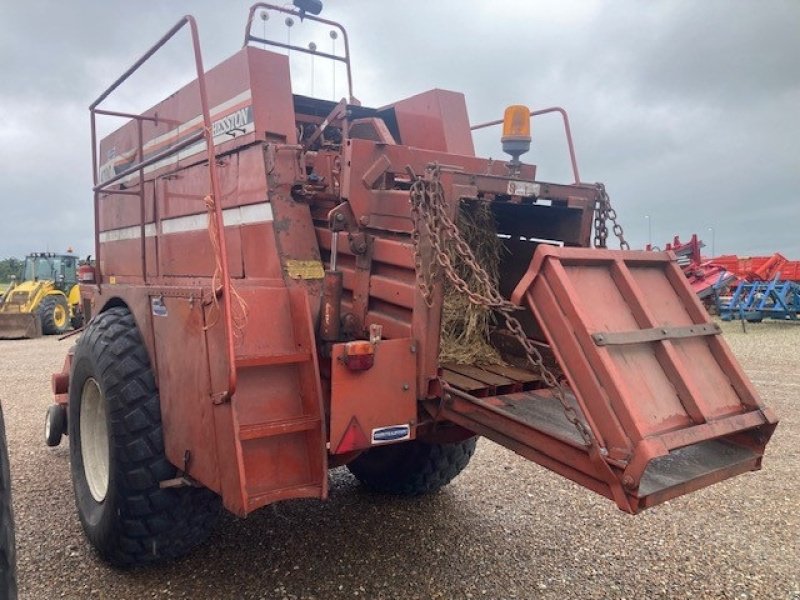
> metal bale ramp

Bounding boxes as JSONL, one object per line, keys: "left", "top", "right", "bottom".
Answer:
{"left": 437, "top": 247, "right": 778, "bottom": 513}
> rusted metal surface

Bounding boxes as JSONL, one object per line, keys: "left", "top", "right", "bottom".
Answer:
{"left": 502, "top": 245, "right": 778, "bottom": 511}
{"left": 329, "top": 338, "right": 417, "bottom": 454}
{"left": 0, "top": 313, "right": 41, "bottom": 339}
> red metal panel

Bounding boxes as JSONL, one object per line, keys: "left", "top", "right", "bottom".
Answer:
{"left": 97, "top": 48, "right": 263, "bottom": 186}
{"left": 384, "top": 89, "right": 475, "bottom": 155}
{"left": 503, "top": 246, "right": 777, "bottom": 510}
{"left": 512, "top": 247, "right": 772, "bottom": 446}
{"left": 247, "top": 47, "right": 297, "bottom": 144}
{"left": 330, "top": 338, "right": 417, "bottom": 453}
{"left": 152, "top": 292, "right": 221, "bottom": 492}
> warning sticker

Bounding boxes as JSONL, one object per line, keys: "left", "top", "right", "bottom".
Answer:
{"left": 371, "top": 424, "right": 411, "bottom": 445}
{"left": 507, "top": 180, "right": 541, "bottom": 197}
{"left": 285, "top": 260, "right": 325, "bottom": 280}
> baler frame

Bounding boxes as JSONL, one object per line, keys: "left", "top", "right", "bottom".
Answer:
{"left": 47, "top": 1, "right": 779, "bottom": 567}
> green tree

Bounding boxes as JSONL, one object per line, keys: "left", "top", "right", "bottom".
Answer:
{"left": 0, "top": 259, "right": 22, "bottom": 283}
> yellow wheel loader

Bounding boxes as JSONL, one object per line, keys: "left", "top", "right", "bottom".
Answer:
{"left": 0, "top": 253, "right": 82, "bottom": 339}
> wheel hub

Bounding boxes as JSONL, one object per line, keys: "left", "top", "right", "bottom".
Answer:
{"left": 54, "top": 304, "right": 67, "bottom": 328}
{"left": 80, "top": 378, "right": 110, "bottom": 502}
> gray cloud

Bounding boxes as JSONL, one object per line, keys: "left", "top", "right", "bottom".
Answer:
{"left": 1, "top": 0, "right": 798, "bottom": 260}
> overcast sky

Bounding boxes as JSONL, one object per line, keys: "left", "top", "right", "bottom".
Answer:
{"left": 1, "top": 0, "right": 798, "bottom": 260}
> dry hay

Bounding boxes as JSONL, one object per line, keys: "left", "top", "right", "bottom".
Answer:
{"left": 438, "top": 200, "right": 505, "bottom": 366}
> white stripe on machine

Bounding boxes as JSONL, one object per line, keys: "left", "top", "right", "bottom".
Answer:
{"left": 99, "top": 202, "right": 273, "bottom": 242}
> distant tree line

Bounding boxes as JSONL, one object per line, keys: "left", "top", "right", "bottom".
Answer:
{"left": 0, "top": 258, "right": 22, "bottom": 282}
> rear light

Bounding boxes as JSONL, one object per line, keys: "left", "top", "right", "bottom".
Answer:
{"left": 77, "top": 264, "right": 96, "bottom": 283}
{"left": 342, "top": 340, "right": 374, "bottom": 371}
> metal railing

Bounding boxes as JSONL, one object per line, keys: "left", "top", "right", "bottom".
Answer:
{"left": 471, "top": 107, "right": 582, "bottom": 185}
{"left": 90, "top": 15, "right": 239, "bottom": 401}
{"left": 242, "top": 2, "right": 354, "bottom": 103}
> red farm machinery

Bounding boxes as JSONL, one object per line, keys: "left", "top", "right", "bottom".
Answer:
{"left": 46, "top": 2, "right": 777, "bottom": 567}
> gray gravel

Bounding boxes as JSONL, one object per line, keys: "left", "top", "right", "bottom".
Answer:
{"left": 1, "top": 321, "right": 798, "bottom": 599}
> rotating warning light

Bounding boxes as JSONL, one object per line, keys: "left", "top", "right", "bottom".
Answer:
{"left": 501, "top": 105, "right": 531, "bottom": 168}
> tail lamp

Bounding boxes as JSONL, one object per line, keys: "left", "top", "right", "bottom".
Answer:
{"left": 501, "top": 104, "right": 531, "bottom": 169}
{"left": 77, "top": 264, "right": 96, "bottom": 283}
{"left": 342, "top": 340, "right": 375, "bottom": 371}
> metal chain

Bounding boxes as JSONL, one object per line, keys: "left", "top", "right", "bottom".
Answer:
{"left": 409, "top": 165, "right": 594, "bottom": 447}
{"left": 593, "top": 183, "right": 630, "bottom": 251}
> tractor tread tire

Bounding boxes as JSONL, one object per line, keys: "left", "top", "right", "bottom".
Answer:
{"left": 38, "top": 295, "right": 68, "bottom": 335}
{"left": 347, "top": 437, "right": 477, "bottom": 496}
{"left": 69, "top": 306, "right": 220, "bottom": 567}
{"left": 0, "top": 406, "right": 17, "bottom": 599}
{"left": 45, "top": 404, "right": 66, "bottom": 447}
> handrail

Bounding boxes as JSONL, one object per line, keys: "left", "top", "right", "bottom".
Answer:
{"left": 242, "top": 2, "right": 354, "bottom": 102}
{"left": 90, "top": 15, "right": 239, "bottom": 401}
{"left": 471, "top": 106, "right": 581, "bottom": 185}
{"left": 93, "top": 130, "right": 204, "bottom": 192}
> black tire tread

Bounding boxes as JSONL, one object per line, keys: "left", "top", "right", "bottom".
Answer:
{"left": 70, "top": 307, "right": 219, "bottom": 567}
{"left": 45, "top": 405, "right": 66, "bottom": 447}
{"left": 347, "top": 437, "right": 477, "bottom": 496}
{"left": 38, "top": 294, "right": 68, "bottom": 335}
{"left": 0, "top": 406, "right": 17, "bottom": 599}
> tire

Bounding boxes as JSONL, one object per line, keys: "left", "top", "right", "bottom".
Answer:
{"left": 45, "top": 404, "right": 67, "bottom": 447}
{"left": 68, "top": 306, "right": 220, "bottom": 567}
{"left": 347, "top": 437, "right": 478, "bottom": 496}
{"left": 38, "top": 295, "right": 69, "bottom": 335}
{"left": 70, "top": 309, "right": 84, "bottom": 330}
{"left": 0, "top": 405, "right": 17, "bottom": 599}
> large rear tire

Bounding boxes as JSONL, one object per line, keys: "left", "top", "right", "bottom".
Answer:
{"left": 347, "top": 437, "right": 478, "bottom": 496}
{"left": 68, "top": 306, "right": 220, "bottom": 567}
{"left": 0, "top": 405, "right": 17, "bottom": 599}
{"left": 38, "top": 295, "right": 69, "bottom": 335}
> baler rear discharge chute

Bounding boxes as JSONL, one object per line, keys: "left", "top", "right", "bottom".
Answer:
{"left": 45, "top": 0, "right": 777, "bottom": 567}
{"left": 437, "top": 245, "right": 776, "bottom": 513}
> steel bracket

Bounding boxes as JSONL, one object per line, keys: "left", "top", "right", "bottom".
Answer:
{"left": 592, "top": 322, "right": 721, "bottom": 346}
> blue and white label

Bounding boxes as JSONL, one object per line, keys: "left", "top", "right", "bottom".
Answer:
{"left": 371, "top": 425, "right": 411, "bottom": 444}
{"left": 151, "top": 297, "right": 168, "bottom": 317}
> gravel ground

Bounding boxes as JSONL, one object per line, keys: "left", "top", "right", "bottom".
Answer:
{"left": 1, "top": 320, "right": 798, "bottom": 599}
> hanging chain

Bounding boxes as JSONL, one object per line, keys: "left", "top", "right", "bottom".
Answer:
{"left": 593, "top": 182, "right": 630, "bottom": 251}
{"left": 409, "top": 164, "right": 594, "bottom": 447}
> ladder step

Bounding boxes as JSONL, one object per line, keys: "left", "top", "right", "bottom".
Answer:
{"left": 239, "top": 415, "right": 320, "bottom": 441}
{"left": 246, "top": 483, "right": 324, "bottom": 510}
{"left": 235, "top": 350, "right": 311, "bottom": 368}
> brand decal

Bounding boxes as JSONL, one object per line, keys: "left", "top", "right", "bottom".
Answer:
{"left": 371, "top": 425, "right": 411, "bottom": 444}
{"left": 212, "top": 106, "right": 253, "bottom": 139}
{"left": 151, "top": 297, "right": 168, "bottom": 317}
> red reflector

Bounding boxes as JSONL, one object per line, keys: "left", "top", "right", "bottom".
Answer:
{"left": 345, "top": 353, "right": 374, "bottom": 371}
{"left": 335, "top": 416, "right": 370, "bottom": 453}
{"left": 343, "top": 340, "right": 375, "bottom": 371}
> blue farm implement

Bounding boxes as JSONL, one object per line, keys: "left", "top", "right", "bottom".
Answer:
{"left": 719, "top": 277, "right": 800, "bottom": 322}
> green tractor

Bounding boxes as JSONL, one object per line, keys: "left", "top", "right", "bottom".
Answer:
{"left": 0, "top": 253, "right": 83, "bottom": 339}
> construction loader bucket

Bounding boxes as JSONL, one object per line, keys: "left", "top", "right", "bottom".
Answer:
{"left": 0, "top": 313, "right": 42, "bottom": 339}
{"left": 440, "top": 247, "right": 778, "bottom": 514}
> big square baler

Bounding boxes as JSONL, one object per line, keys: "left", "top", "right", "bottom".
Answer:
{"left": 46, "top": 2, "right": 777, "bottom": 567}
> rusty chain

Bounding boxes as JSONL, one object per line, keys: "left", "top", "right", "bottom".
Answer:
{"left": 409, "top": 164, "right": 594, "bottom": 447}
{"left": 593, "top": 182, "right": 630, "bottom": 251}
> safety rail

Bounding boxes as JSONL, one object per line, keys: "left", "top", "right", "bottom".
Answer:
{"left": 471, "top": 107, "right": 581, "bottom": 185}
{"left": 243, "top": 2, "right": 354, "bottom": 102}
{"left": 89, "top": 15, "right": 239, "bottom": 401}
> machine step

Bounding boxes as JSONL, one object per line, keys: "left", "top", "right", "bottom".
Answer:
{"left": 239, "top": 415, "right": 321, "bottom": 440}
{"left": 210, "top": 286, "right": 327, "bottom": 517}
{"left": 235, "top": 351, "right": 312, "bottom": 368}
